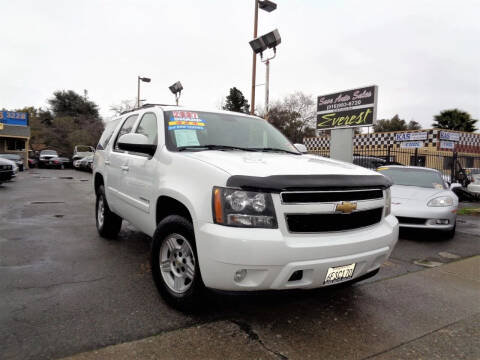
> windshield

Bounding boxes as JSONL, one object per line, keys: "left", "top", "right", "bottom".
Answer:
{"left": 41, "top": 150, "right": 57, "bottom": 155}
{"left": 0, "top": 154, "right": 21, "bottom": 160}
{"left": 164, "top": 110, "right": 299, "bottom": 154}
{"left": 377, "top": 167, "right": 446, "bottom": 189}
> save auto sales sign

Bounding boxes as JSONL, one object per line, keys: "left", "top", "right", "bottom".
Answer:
{"left": 316, "top": 85, "right": 378, "bottom": 130}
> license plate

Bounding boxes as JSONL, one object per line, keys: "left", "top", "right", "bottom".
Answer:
{"left": 324, "top": 263, "right": 356, "bottom": 284}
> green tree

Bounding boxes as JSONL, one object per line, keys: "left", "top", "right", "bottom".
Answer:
{"left": 223, "top": 87, "right": 250, "bottom": 114}
{"left": 407, "top": 120, "right": 421, "bottom": 130}
{"left": 432, "top": 109, "right": 477, "bottom": 132}
{"left": 373, "top": 115, "right": 420, "bottom": 132}
{"left": 48, "top": 90, "right": 100, "bottom": 119}
{"left": 17, "top": 90, "right": 105, "bottom": 155}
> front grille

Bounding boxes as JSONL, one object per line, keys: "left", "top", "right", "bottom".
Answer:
{"left": 286, "top": 208, "right": 383, "bottom": 233}
{"left": 396, "top": 216, "right": 426, "bottom": 225}
{"left": 281, "top": 189, "right": 383, "bottom": 203}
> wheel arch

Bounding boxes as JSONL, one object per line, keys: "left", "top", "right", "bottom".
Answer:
{"left": 156, "top": 195, "right": 194, "bottom": 226}
{"left": 94, "top": 172, "right": 104, "bottom": 195}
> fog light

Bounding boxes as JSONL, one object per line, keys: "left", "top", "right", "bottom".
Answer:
{"left": 426, "top": 219, "right": 436, "bottom": 225}
{"left": 436, "top": 219, "right": 449, "bottom": 225}
{"left": 234, "top": 269, "right": 247, "bottom": 282}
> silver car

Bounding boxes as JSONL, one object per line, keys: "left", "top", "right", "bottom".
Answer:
{"left": 377, "top": 166, "right": 458, "bottom": 238}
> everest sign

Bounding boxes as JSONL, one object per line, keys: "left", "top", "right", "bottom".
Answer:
{"left": 316, "top": 85, "right": 378, "bottom": 130}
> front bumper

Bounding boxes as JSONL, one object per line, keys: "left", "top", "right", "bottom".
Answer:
{"left": 393, "top": 205, "right": 457, "bottom": 230}
{"left": 195, "top": 215, "right": 398, "bottom": 291}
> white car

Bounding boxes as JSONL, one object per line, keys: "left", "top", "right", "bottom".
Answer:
{"left": 0, "top": 157, "right": 18, "bottom": 177}
{"left": 377, "top": 166, "right": 458, "bottom": 238}
{"left": 466, "top": 168, "right": 480, "bottom": 195}
{"left": 93, "top": 105, "right": 398, "bottom": 310}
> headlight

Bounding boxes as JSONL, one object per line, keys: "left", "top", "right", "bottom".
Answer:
{"left": 212, "top": 187, "right": 277, "bottom": 228}
{"left": 384, "top": 188, "right": 391, "bottom": 216}
{"left": 427, "top": 196, "right": 453, "bottom": 207}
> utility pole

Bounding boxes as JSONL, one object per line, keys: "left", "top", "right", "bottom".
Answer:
{"left": 250, "top": 0, "right": 259, "bottom": 115}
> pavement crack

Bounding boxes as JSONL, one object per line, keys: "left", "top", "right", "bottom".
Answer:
{"left": 231, "top": 320, "right": 288, "bottom": 360}
{"left": 12, "top": 276, "right": 107, "bottom": 290}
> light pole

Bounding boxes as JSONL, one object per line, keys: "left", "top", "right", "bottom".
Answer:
{"left": 169, "top": 81, "right": 183, "bottom": 106}
{"left": 137, "top": 76, "right": 151, "bottom": 108}
{"left": 250, "top": 0, "right": 277, "bottom": 115}
{"left": 249, "top": 29, "right": 281, "bottom": 118}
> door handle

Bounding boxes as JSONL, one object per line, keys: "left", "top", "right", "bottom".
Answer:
{"left": 105, "top": 160, "right": 110, "bottom": 166}
{"left": 120, "top": 165, "right": 129, "bottom": 172}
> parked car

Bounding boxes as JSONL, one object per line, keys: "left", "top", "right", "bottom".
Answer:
{"left": 0, "top": 158, "right": 14, "bottom": 184}
{"left": 28, "top": 157, "right": 38, "bottom": 168}
{"left": 75, "top": 155, "right": 93, "bottom": 171}
{"left": 377, "top": 165, "right": 458, "bottom": 238}
{"left": 353, "top": 156, "right": 386, "bottom": 169}
{"left": 38, "top": 150, "right": 59, "bottom": 168}
{"left": 72, "top": 145, "right": 95, "bottom": 161}
{"left": 0, "top": 153, "right": 24, "bottom": 171}
{"left": 93, "top": 105, "right": 398, "bottom": 310}
{"left": 45, "top": 156, "right": 71, "bottom": 169}
{"left": 466, "top": 168, "right": 480, "bottom": 195}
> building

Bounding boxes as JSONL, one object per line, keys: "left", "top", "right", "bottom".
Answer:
{"left": 304, "top": 129, "right": 480, "bottom": 174}
{"left": 0, "top": 111, "right": 31, "bottom": 167}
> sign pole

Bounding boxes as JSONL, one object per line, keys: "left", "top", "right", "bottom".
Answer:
{"left": 330, "top": 128, "right": 354, "bottom": 163}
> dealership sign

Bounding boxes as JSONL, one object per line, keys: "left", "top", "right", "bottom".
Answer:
{"left": 0, "top": 111, "right": 29, "bottom": 126}
{"left": 400, "top": 141, "right": 424, "bottom": 148}
{"left": 316, "top": 85, "right": 378, "bottom": 130}
{"left": 439, "top": 131, "right": 460, "bottom": 142}
{"left": 440, "top": 141, "right": 455, "bottom": 150}
{"left": 394, "top": 132, "right": 427, "bottom": 141}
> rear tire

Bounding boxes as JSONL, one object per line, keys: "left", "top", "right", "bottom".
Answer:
{"left": 151, "top": 215, "right": 205, "bottom": 312}
{"left": 96, "top": 185, "right": 122, "bottom": 239}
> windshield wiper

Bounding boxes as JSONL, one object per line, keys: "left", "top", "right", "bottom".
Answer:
{"left": 178, "top": 144, "right": 256, "bottom": 152}
{"left": 251, "top": 147, "right": 300, "bottom": 155}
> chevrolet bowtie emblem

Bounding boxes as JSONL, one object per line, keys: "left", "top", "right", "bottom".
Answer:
{"left": 336, "top": 201, "right": 357, "bottom": 214}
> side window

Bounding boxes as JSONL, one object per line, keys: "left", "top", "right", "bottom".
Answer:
{"left": 114, "top": 114, "right": 138, "bottom": 151}
{"left": 135, "top": 113, "right": 158, "bottom": 145}
{"left": 98, "top": 119, "right": 121, "bottom": 150}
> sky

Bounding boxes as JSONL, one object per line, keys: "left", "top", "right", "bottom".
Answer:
{"left": 1, "top": 0, "right": 479, "bottom": 128}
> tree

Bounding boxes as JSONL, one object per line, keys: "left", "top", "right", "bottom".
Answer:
{"left": 19, "top": 90, "right": 105, "bottom": 155}
{"left": 110, "top": 99, "right": 136, "bottom": 116}
{"left": 266, "top": 92, "right": 316, "bottom": 143}
{"left": 407, "top": 120, "right": 421, "bottom": 130}
{"left": 432, "top": 109, "right": 477, "bottom": 132}
{"left": 48, "top": 90, "right": 100, "bottom": 119}
{"left": 373, "top": 114, "right": 420, "bottom": 132}
{"left": 223, "top": 87, "right": 250, "bottom": 114}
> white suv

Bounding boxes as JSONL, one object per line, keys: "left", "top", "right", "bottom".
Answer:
{"left": 93, "top": 105, "right": 398, "bottom": 310}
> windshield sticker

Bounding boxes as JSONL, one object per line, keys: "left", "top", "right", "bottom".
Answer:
{"left": 168, "top": 111, "right": 206, "bottom": 130}
{"left": 174, "top": 130, "right": 200, "bottom": 147}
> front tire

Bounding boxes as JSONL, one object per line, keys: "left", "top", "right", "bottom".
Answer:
{"left": 151, "top": 215, "right": 205, "bottom": 311}
{"left": 96, "top": 185, "right": 122, "bottom": 239}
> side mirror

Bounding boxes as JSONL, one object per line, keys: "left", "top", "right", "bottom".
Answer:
{"left": 294, "top": 143, "right": 308, "bottom": 153}
{"left": 118, "top": 133, "right": 157, "bottom": 156}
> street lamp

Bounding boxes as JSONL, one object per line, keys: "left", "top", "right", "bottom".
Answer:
{"left": 250, "top": 0, "right": 277, "bottom": 115}
{"left": 137, "top": 76, "right": 151, "bottom": 107}
{"left": 169, "top": 81, "right": 183, "bottom": 106}
{"left": 249, "top": 29, "right": 281, "bottom": 117}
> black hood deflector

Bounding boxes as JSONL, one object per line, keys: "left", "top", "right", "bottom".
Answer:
{"left": 226, "top": 174, "right": 392, "bottom": 192}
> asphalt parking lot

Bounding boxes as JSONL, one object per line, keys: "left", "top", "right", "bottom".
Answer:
{"left": 1, "top": 169, "right": 479, "bottom": 360}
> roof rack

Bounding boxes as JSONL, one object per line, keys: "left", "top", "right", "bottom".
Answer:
{"left": 119, "top": 103, "right": 179, "bottom": 115}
